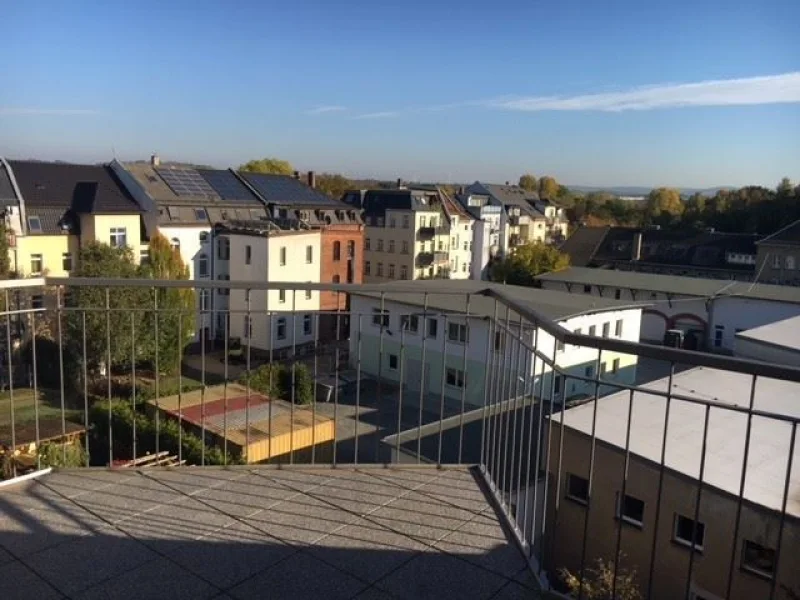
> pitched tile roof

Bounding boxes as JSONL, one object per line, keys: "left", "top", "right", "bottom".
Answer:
{"left": 24, "top": 206, "right": 80, "bottom": 235}
{"left": 757, "top": 219, "right": 800, "bottom": 247}
{"left": 8, "top": 160, "right": 141, "bottom": 213}
{"left": 466, "top": 182, "right": 546, "bottom": 217}
{"left": 558, "top": 226, "right": 611, "bottom": 267}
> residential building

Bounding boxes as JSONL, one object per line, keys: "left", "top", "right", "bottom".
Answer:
{"left": 6, "top": 159, "right": 147, "bottom": 278}
{"left": 734, "top": 315, "right": 800, "bottom": 366}
{"left": 560, "top": 225, "right": 760, "bottom": 280}
{"left": 464, "top": 182, "right": 569, "bottom": 248}
{"left": 437, "top": 187, "right": 476, "bottom": 280}
{"left": 536, "top": 267, "right": 800, "bottom": 351}
{"left": 237, "top": 171, "right": 363, "bottom": 339}
{"left": 114, "top": 156, "right": 271, "bottom": 340}
{"left": 344, "top": 188, "right": 450, "bottom": 281}
{"left": 222, "top": 223, "right": 321, "bottom": 356}
{"left": 549, "top": 366, "right": 800, "bottom": 600}
{"left": 456, "top": 191, "right": 504, "bottom": 279}
{"left": 349, "top": 280, "right": 643, "bottom": 410}
{"left": 755, "top": 219, "right": 800, "bottom": 285}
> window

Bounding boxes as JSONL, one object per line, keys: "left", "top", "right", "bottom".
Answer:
{"left": 332, "top": 275, "right": 340, "bottom": 284}
{"left": 554, "top": 375, "right": 562, "bottom": 395}
{"left": 494, "top": 331, "right": 505, "bottom": 352}
{"left": 278, "top": 289, "right": 286, "bottom": 303}
{"left": 566, "top": 473, "right": 589, "bottom": 504}
{"left": 62, "top": 253, "right": 73, "bottom": 272}
{"left": 673, "top": 514, "right": 705, "bottom": 551}
{"left": 612, "top": 358, "right": 620, "bottom": 374}
{"left": 347, "top": 240, "right": 355, "bottom": 258}
{"left": 462, "top": 262, "right": 467, "bottom": 272}
{"left": 787, "top": 255, "right": 796, "bottom": 270}
{"left": 218, "top": 237, "right": 230, "bottom": 260}
{"left": 365, "top": 238, "right": 371, "bottom": 251}
{"left": 245, "top": 245, "right": 252, "bottom": 265}
{"left": 614, "top": 289, "right": 621, "bottom": 300}
{"left": 333, "top": 241, "right": 341, "bottom": 261}
{"left": 140, "top": 249, "right": 150, "bottom": 265}
{"left": 109, "top": 227, "right": 127, "bottom": 248}
{"left": 306, "top": 282, "right": 313, "bottom": 299}
{"left": 388, "top": 264, "right": 395, "bottom": 278}
{"left": 430, "top": 217, "right": 437, "bottom": 228}
{"left": 170, "top": 237, "right": 180, "bottom": 251}
{"left": 389, "top": 240, "right": 395, "bottom": 253}
{"left": 427, "top": 318, "right": 438, "bottom": 338}
{"left": 402, "top": 215, "right": 410, "bottom": 229}
{"left": 401, "top": 315, "right": 419, "bottom": 333}
{"left": 602, "top": 322, "right": 610, "bottom": 338}
{"left": 199, "top": 289, "right": 210, "bottom": 311}
{"left": 27, "top": 215, "right": 42, "bottom": 232}
{"left": 447, "top": 322, "right": 468, "bottom": 343}
{"left": 556, "top": 339, "right": 565, "bottom": 353}
{"left": 463, "top": 241, "right": 468, "bottom": 251}
{"left": 588, "top": 325, "right": 596, "bottom": 336}
{"left": 306, "top": 245, "right": 313, "bottom": 263}
{"left": 303, "top": 314, "right": 312, "bottom": 335}
{"left": 31, "top": 295, "right": 44, "bottom": 310}
{"left": 199, "top": 231, "right": 209, "bottom": 244}
{"left": 616, "top": 493, "right": 645, "bottom": 527}
{"left": 446, "top": 367, "right": 465, "bottom": 388}
{"left": 243, "top": 315, "right": 252, "bottom": 338}
{"left": 583, "top": 284, "right": 592, "bottom": 294}
{"left": 30, "top": 254, "right": 43, "bottom": 274}
{"left": 714, "top": 325, "right": 724, "bottom": 348}
{"left": 389, "top": 217, "right": 396, "bottom": 228}
{"left": 388, "top": 354, "right": 399, "bottom": 370}
{"left": 772, "top": 255, "right": 781, "bottom": 269}
{"left": 217, "top": 274, "right": 230, "bottom": 296}
{"left": 584, "top": 365, "right": 594, "bottom": 378}
{"left": 372, "top": 308, "right": 389, "bottom": 328}
{"left": 276, "top": 317, "right": 287, "bottom": 340}
{"left": 401, "top": 241, "right": 409, "bottom": 254}
{"left": 194, "top": 208, "right": 208, "bottom": 221}
{"left": 420, "top": 216, "right": 427, "bottom": 227}
{"left": 365, "top": 261, "right": 371, "bottom": 276}
{"left": 377, "top": 239, "right": 384, "bottom": 252}
{"left": 279, "top": 246, "right": 287, "bottom": 266}
{"left": 400, "top": 265, "right": 408, "bottom": 279}
{"left": 615, "top": 319, "right": 623, "bottom": 337}
{"left": 377, "top": 217, "right": 384, "bottom": 227}
{"left": 741, "top": 540, "right": 775, "bottom": 578}
{"left": 377, "top": 262, "right": 384, "bottom": 277}
{"left": 198, "top": 254, "right": 209, "bottom": 277}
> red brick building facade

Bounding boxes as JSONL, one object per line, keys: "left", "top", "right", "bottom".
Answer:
{"left": 320, "top": 225, "right": 364, "bottom": 340}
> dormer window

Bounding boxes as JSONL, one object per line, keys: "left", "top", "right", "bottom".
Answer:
{"left": 195, "top": 208, "right": 208, "bottom": 221}
{"left": 27, "top": 216, "right": 42, "bottom": 233}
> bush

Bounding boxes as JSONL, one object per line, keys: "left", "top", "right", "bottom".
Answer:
{"left": 20, "top": 338, "right": 81, "bottom": 395}
{"left": 39, "top": 440, "right": 87, "bottom": 468}
{"left": 243, "top": 362, "right": 313, "bottom": 405}
{"left": 560, "top": 557, "right": 641, "bottom": 600}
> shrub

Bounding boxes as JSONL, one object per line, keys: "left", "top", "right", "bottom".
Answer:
{"left": 39, "top": 440, "right": 87, "bottom": 468}
{"left": 243, "top": 362, "right": 313, "bottom": 405}
{"left": 560, "top": 557, "right": 641, "bottom": 600}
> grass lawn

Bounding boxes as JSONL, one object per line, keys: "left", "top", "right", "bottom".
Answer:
{"left": 0, "top": 388, "right": 82, "bottom": 428}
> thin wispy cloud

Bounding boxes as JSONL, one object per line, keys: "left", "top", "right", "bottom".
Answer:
{"left": 0, "top": 107, "right": 98, "bottom": 116}
{"left": 306, "top": 105, "right": 346, "bottom": 115}
{"left": 488, "top": 72, "right": 800, "bottom": 112}
{"left": 352, "top": 111, "right": 401, "bottom": 120}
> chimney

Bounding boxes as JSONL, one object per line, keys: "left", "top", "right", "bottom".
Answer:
{"left": 632, "top": 232, "right": 643, "bottom": 261}
{"left": 293, "top": 170, "right": 300, "bottom": 180}
{"left": 397, "top": 177, "right": 403, "bottom": 189}
{"left": 151, "top": 153, "right": 160, "bottom": 167}
{"left": 307, "top": 171, "right": 316, "bottom": 188}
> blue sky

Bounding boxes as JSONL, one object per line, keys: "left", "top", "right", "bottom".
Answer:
{"left": 1, "top": 0, "right": 798, "bottom": 188}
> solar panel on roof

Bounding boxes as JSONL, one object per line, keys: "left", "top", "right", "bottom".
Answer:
{"left": 198, "top": 170, "right": 256, "bottom": 202}
{"left": 242, "top": 173, "right": 342, "bottom": 207}
{"left": 156, "top": 168, "right": 218, "bottom": 199}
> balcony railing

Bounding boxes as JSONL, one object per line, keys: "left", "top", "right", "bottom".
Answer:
{"left": 1, "top": 276, "right": 799, "bottom": 600}
{"left": 417, "top": 226, "right": 435, "bottom": 240}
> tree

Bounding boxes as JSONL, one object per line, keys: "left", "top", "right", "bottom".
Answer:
{"left": 0, "top": 220, "right": 10, "bottom": 279}
{"left": 539, "top": 176, "right": 560, "bottom": 200}
{"left": 560, "top": 558, "right": 642, "bottom": 600}
{"left": 491, "top": 243, "right": 570, "bottom": 286}
{"left": 239, "top": 158, "right": 294, "bottom": 175}
{"left": 139, "top": 233, "right": 195, "bottom": 373}
{"left": 519, "top": 174, "right": 538, "bottom": 192}
{"left": 645, "top": 187, "right": 684, "bottom": 220}
{"left": 777, "top": 177, "right": 794, "bottom": 197}
{"left": 316, "top": 173, "right": 353, "bottom": 200}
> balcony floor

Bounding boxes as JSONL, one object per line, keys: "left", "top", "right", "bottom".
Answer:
{"left": 0, "top": 466, "right": 539, "bottom": 600}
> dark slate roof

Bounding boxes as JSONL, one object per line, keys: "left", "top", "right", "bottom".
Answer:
{"left": 0, "top": 161, "right": 18, "bottom": 207}
{"left": 558, "top": 226, "right": 612, "bottom": 267}
{"left": 757, "top": 219, "right": 800, "bottom": 247}
{"left": 8, "top": 160, "right": 141, "bottom": 213}
{"left": 465, "top": 182, "right": 545, "bottom": 217}
{"left": 25, "top": 207, "right": 80, "bottom": 235}
{"left": 239, "top": 172, "right": 343, "bottom": 207}
{"left": 352, "top": 279, "right": 649, "bottom": 322}
{"left": 360, "top": 189, "right": 442, "bottom": 217}
{"left": 536, "top": 267, "right": 800, "bottom": 304}
{"left": 197, "top": 169, "right": 263, "bottom": 203}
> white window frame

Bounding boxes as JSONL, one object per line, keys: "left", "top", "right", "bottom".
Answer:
{"left": 30, "top": 254, "right": 43, "bottom": 275}
{"left": 109, "top": 227, "right": 127, "bottom": 248}
{"left": 673, "top": 514, "right": 705, "bottom": 551}
{"left": 447, "top": 322, "right": 468, "bottom": 343}
{"left": 276, "top": 317, "right": 287, "bottom": 340}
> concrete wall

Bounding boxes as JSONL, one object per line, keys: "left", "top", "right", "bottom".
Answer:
{"left": 756, "top": 244, "right": 800, "bottom": 285}
{"left": 547, "top": 427, "right": 800, "bottom": 600}
{"left": 734, "top": 337, "right": 800, "bottom": 366}
{"left": 710, "top": 297, "right": 800, "bottom": 352}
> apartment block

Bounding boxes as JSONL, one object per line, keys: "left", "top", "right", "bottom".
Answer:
{"left": 755, "top": 219, "right": 800, "bottom": 285}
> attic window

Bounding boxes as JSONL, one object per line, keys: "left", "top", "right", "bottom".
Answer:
{"left": 27, "top": 216, "right": 42, "bottom": 232}
{"left": 195, "top": 208, "right": 208, "bottom": 221}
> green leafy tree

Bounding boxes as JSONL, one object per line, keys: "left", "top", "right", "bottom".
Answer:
{"left": 518, "top": 174, "right": 538, "bottom": 192}
{"left": 560, "top": 557, "right": 642, "bottom": 600}
{"left": 491, "top": 243, "right": 570, "bottom": 286}
{"left": 316, "top": 173, "right": 353, "bottom": 200}
{"left": 538, "top": 176, "right": 560, "bottom": 200}
{"left": 645, "top": 187, "right": 684, "bottom": 220}
{"left": 139, "top": 233, "right": 195, "bottom": 373}
{"left": 0, "top": 220, "right": 10, "bottom": 279}
{"left": 777, "top": 177, "right": 794, "bottom": 197}
{"left": 239, "top": 158, "right": 294, "bottom": 175}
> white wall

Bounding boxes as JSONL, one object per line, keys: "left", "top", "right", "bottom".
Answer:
{"left": 228, "top": 231, "right": 322, "bottom": 352}
{"left": 734, "top": 337, "right": 800, "bottom": 366}
{"left": 447, "top": 215, "right": 474, "bottom": 280}
{"left": 710, "top": 297, "right": 800, "bottom": 352}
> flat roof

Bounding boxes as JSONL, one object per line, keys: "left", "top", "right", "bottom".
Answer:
{"left": 352, "top": 279, "right": 648, "bottom": 322}
{"left": 736, "top": 315, "right": 800, "bottom": 354}
{"left": 554, "top": 367, "right": 800, "bottom": 518}
{"left": 536, "top": 267, "right": 800, "bottom": 304}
